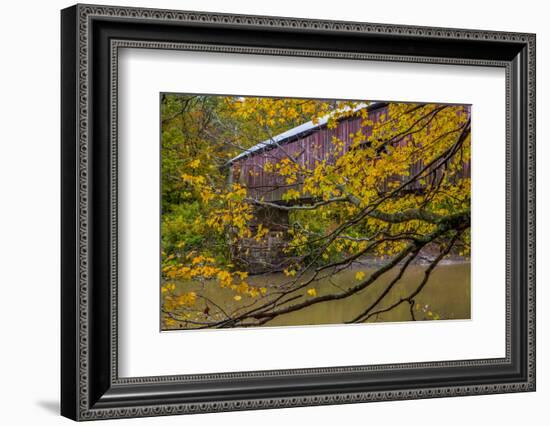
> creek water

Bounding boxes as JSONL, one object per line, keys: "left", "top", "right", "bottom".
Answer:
{"left": 166, "top": 263, "right": 470, "bottom": 329}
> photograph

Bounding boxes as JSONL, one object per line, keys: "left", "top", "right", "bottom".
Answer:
{"left": 160, "top": 95, "right": 472, "bottom": 330}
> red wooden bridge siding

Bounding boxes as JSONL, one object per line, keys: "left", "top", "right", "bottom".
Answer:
{"left": 230, "top": 103, "right": 470, "bottom": 203}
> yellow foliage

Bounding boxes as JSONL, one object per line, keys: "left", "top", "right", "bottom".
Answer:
{"left": 283, "top": 268, "right": 297, "bottom": 277}
{"left": 189, "top": 159, "right": 201, "bottom": 169}
{"left": 254, "top": 224, "right": 269, "bottom": 242}
{"left": 161, "top": 96, "right": 471, "bottom": 328}
{"left": 217, "top": 270, "right": 233, "bottom": 288}
{"left": 176, "top": 292, "right": 197, "bottom": 306}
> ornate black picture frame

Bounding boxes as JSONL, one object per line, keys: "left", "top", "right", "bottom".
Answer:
{"left": 61, "top": 4, "right": 536, "bottom": 421}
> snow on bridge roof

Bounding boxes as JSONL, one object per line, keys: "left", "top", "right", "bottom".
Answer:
{"left": 227, "top": 101, "right": 386, "bottom": 164}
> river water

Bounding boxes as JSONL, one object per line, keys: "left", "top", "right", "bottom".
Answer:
{"left": 165, "top": 263, "right": 470, "bottom": 329}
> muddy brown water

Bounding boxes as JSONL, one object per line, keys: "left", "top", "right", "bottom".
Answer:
{"left": 164, "top": 263, "right": 470, "bottom": 329}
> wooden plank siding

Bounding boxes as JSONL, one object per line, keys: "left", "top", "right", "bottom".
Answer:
{"left": 230, "top": 103, "right": 470, "bottom": 204}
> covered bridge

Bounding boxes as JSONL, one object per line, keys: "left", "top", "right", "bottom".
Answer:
{"left": 227, "top": 102, "right": 389, "bottom": 204}
{"left": 226, "top": 102, "right": 470, "bottom": 273}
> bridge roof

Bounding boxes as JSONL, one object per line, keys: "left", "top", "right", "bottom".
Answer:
{"left": 227, "top": 101, "right": 385, "bottom": 164}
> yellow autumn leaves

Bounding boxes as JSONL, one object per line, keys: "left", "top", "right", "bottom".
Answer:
{"left": 161, "top": 248, "right": 271, "bottom": 321}
{"left": 162, "top": 284, "right": 197, "bottom": 311}
{"left": 355, "top": 271, "right": 366, "bottom": 281}
{"left": 225, "top": 97, "right": 331, "bottom": 129}
{"left": 161, "top": 96, "right": 471, "bottom": 328}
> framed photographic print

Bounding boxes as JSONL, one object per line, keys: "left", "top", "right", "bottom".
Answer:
{"left": 61, "top": 4, "right": 536, "bottom": 421}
